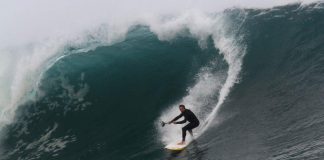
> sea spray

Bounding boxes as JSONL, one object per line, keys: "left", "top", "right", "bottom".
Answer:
{"left": 157, "top": 10, "right": 247, "bottom": 144}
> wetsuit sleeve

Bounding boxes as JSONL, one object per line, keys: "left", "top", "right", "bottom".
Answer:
{"left": 170, "top": 113, "right": 183, "bottom": 123}
{"left": 175, "top": 119, "right": 187, "bottom": 124}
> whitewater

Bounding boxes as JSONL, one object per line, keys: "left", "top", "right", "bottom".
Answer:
{"left": 0, "top": 0, "right": 323, "bottom": 159}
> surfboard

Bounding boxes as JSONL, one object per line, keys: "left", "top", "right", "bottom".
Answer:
{"left": 165, "top": 142, "right": 189, "bottom": 151}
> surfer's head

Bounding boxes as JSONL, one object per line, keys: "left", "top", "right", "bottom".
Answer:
{"left": 179, "top": 104, "right": 186, "bottom": 112}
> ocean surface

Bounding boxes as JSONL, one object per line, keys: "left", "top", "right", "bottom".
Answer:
{"left": 1, "top": 2, "right": 324, "bottom": 160}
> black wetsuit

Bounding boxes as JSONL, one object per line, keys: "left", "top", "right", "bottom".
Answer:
{"left": 171, "top": 109, "right": 200, "bottom": 141}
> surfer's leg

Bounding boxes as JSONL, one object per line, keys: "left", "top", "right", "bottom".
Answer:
{"left": 187, "top": 122, "right": 199, "bottom": 137}
{"left": 182, "top": 123, "right": 192, "bottom": 142}
{"left": 182, "top": 123, "right": 196, "bottom": 142}
{"left": 189, "top": 130, "right": 193, "bottom": 137}
{"left": 182, "top": 127, "right": 187, "bottom": 142}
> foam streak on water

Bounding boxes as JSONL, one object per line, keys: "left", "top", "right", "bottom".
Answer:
{"left": 155, "top": 10, "right": 247, "bottom": 144}
{"left": 0, "top": 0, "right": 320, "bottom": 152}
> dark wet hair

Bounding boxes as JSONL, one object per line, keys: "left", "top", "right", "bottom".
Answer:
{"left": 179, "top": 104, "right": 185, "bottom": 108}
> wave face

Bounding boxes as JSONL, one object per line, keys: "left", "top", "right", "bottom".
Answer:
{"left": 1, "top": 2, "right": 324, "bottom": 160}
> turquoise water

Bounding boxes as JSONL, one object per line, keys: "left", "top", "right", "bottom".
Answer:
{"left": 2, "top": 3, "right": 324, "bottom": 160}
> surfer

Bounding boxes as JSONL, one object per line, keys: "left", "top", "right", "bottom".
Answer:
{"left": 168, "top": 105, "right": 200, "bottom": 145}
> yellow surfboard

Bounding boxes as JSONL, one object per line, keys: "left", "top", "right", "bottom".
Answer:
{"left": 165, "top": 143, "right": 188, "bottom": 151}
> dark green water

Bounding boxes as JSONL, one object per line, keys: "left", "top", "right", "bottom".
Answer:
{"left": 2, "top": 2, "right": 324, "bottom": 160}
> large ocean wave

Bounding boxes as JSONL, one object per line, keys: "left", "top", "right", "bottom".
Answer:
{"left": 1, "top": 1, "right": 324, "bottom": 160}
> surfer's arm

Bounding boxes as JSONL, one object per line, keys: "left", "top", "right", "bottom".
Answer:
{"left": 169, "top": 113, "right": 183, "bottom": 124}
{"left": 174, "top": 119, "right": 187, "bottom": 124}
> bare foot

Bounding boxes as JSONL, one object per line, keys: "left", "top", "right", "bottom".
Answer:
{"left": 177, "top": 141, "right": 185, "bottom": 145}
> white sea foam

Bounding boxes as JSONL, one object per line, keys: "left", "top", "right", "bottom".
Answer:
{"left": 2, "top": 123, "right": 77, "bottom": 159}
{"left": 0, "top": 0, "right": 319, "bottom": 148}
{"left": 0, "top": 24, "right": 131, "bottom": 131}
{"left": 0, "top": 41, "right": 65, "bottom": 129}
{"left": 156, "top": 11, "right": 247, "bottom": 144}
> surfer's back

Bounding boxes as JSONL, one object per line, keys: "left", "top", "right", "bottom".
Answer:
{"left": 183, "top": 109, "right": 199, "bottom": 124}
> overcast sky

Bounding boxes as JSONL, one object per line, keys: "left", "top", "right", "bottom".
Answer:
{"left": 0, "top": 0, "right": 317, "bottom": 47}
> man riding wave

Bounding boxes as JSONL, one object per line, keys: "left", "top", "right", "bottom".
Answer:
{"left": 167, "top": 104, "right": 200, "bottom": 145}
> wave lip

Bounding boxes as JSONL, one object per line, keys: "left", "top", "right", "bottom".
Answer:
{"left": 157, "top": 9, "right": 247, "bottom": 144}
{"left": 1, "top": 1, "right": 323, "bottom": 160}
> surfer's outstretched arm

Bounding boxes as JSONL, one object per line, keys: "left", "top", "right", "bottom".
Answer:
{"left": 168, "top": 113, "right": 184, "bottom": 124}
{"left": 175, "top": 119, "right": 187, "bottom": 124}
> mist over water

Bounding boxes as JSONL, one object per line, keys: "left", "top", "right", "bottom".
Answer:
{"left": 1, "top": 0, "right": 315, "bottom": 134}
{"left": 157, "top": 10, "right": 247, "bottom": 144}
{"left": 0, "top": 0, "right": 323, "bottom": 160}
